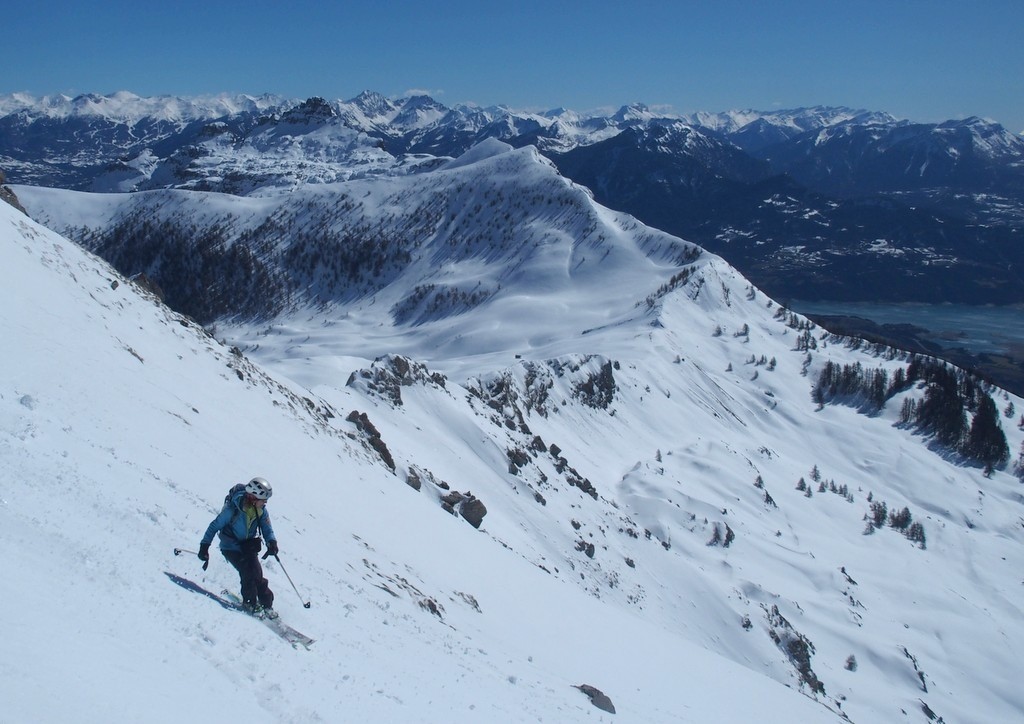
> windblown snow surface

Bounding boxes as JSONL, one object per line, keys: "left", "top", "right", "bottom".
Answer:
{"left": 4, "top": 141, "right": 1024, "bottom": 724}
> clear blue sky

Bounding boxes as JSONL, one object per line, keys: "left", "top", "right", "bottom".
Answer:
{"left": 7, "top": 0, "right": 1023, "bottom": 131}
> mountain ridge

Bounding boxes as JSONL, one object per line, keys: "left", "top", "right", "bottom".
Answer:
{"left": 5, "top": 90, "right": 1023, "bottom": 310}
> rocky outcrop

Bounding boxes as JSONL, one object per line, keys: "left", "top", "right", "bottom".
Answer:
{"left": 280, "top": 96, "right": 336, "bottom": 124}
{"left": 347, "top": 355, "right": 447, "bottom": 406}
{"left": 574, "top": 684, "right": 616, "bottom": 714}
{"left": 346, "top": 410, "right": 396, "bottom": 471}
{"left": 0, "top": 171, "right": 27, "bottom": 214}
{"left": 441, "top": 490, "right": 488, "bottom": 529}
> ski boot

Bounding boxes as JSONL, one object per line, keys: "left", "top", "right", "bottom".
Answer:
{"left": 243, "top": 602, "right": 267, "bottom": 619}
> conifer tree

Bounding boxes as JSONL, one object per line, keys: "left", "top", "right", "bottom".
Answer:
{"left": 916, "top": 366, "right": 965, "bottom": 448}
{"left": 963, "top": 395, "right": 1009, "bottom": 471}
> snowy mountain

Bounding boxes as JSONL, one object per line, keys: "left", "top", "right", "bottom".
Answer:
{"left": 4, "top": 139, "right": 1024, "bottom": 723}
{"left": 0, "top": 91, "right": 289, "bottom": 189}
{"left": 4, "top": 91, "right": 1024, "bottom": 308}
{"left": 681, "top": 106, "right": 898, "bottom": 151}
{"left": 551, "top": 127, "right": 1024, "bottom": 307}
{"left": 545, "top": 111, "right": 1024, "bottom": 306}
{"left": 6, "top": 91, "right": 1020, "bottom": 199}
{"left": 760, "top": 115, "right": 1024, "bottom": 198}
{"left": 16, "top": 140, "right": 699, "bottom": 327}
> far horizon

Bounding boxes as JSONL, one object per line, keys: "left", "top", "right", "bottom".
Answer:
{"left": 7, "top": 1, "right": 1023, "bottom": 133}
{"left": 0, "top": 89, "right": 1008, "bottom": 131}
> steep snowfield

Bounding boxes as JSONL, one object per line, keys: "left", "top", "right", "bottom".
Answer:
{"left": 6, "top": 137, "right": 1024, "bottom": 723}
{"left": 1, "top": 202, "right": 843, "bottom": 722}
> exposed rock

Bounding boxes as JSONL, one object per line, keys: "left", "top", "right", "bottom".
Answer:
{"left": 441, "top": 490, "right": 488, "bottom": 529}
{"left": 563, "top": 464, "right": 599, "bottom": 500}
{"left": 574, "top": 684, "right": 616, "bottom": 714}
{"left": 281, "top": 96, "right": 337, "bottom": 124}
{"left": 764, "top": 604, "right": 825, "bottom": 695}
{"left": 347, "top": 354, "right": 447, "bottom": 406}
{"left": 403, "top": 465, "right": 487, "bottom": 527}
{"left": 418, "top": 597, "right": 443, "bottom": 618}
{"left": 129, "top": 272, "right": 165, "bottom": 302}
{"left": 0, "top": 171, "right": 27, "bottom": 215}
{"left": 575, "top": 539, "right": 596, "bottom": 558}
{"left": 346, "top": 410, "right": 396, "bottom": 471}
{"left": 507, "top": 446, "right": 531, "bottom": 474}
{"left": 572, "top": 359, "right": 618, "bottom": 409}
{"left": 460, "top": 496, "right": 488, "bottom": 529}
{"left": 404, "top": 468, "right": 423, "bottom": 491}
{"left": 469, "top": 360, "right": 557, "bottom": 423}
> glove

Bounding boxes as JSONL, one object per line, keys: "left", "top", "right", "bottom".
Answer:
{"left": 262, "top": 540, "right": 279, "bottom": 559}
{"left": 198, "top": 542, "right": 210, "bottom": 570}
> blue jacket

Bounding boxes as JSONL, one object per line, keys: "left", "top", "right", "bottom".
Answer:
{"left": 202, "top": 489, "right": 277, "bottom": 552}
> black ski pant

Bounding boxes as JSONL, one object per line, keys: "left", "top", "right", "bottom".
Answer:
{"left": 222, "top": 544, "right": 274, "bottom": 608}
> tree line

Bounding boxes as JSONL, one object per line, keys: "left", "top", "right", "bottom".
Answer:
{"left": 814, "top": 356, "right": 1010, "bottom": 473}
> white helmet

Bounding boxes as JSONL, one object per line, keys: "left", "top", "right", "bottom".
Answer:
{"left": 245, "top": 477, "right": 273, "bottom": 500}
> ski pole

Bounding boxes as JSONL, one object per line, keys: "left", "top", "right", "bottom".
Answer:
{"left": 268, "top": 554, "right": 311, "bottom": 608}
{"left": 174, "top": 547, "right": 208, "bottom": 570}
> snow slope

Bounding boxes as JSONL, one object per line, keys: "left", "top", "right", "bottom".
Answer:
{"left": 1, "top": 200, "right": 845, "bottom": 722}
{"left": 4, "top": 134, "right": 1024, "bottom": 723}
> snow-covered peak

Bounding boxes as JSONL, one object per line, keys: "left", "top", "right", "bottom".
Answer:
{"left": 348, "top": 89, "right": 399, "bottom": 118}
{"left": 393, "top": 95, "right": 448, "bottom": 126}
{"left": 933, "top": 116, "right": 1024, "bottom": 159}
{"left": 541, "top": 106, "right": 577, "bottom": 121}
{"left": 683, "top": 106, "right": 898, "bottom": 137}
{"left": 611, "top": 102, "right": 662, "bottom": 124}
{"left": 440, "top": 137, "right": 515, "bottom": 169}
{"left": 0, "top": 90, "right": 288, "bottom": 124}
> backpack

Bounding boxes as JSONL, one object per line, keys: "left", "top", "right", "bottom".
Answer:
{"left": 221, "top": 483, "right": 264, "bottom": 545}
{"left": 224, "top": 482, "right": 247, "bottom": 506}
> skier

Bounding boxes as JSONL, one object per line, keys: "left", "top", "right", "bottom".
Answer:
{"left": 199, "top": 477, "right": 280, "bottom": 618}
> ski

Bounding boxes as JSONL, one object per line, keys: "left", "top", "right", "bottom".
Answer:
{"left": 221, "top": 589, "right": 315, "bottom": 649}
{"left": 165, "top": 572, "right": 315, "bottom": 649}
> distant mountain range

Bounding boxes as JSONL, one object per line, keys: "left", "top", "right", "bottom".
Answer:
{"left": 3, "top": 90, "right": 1024, "bottom": 306}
